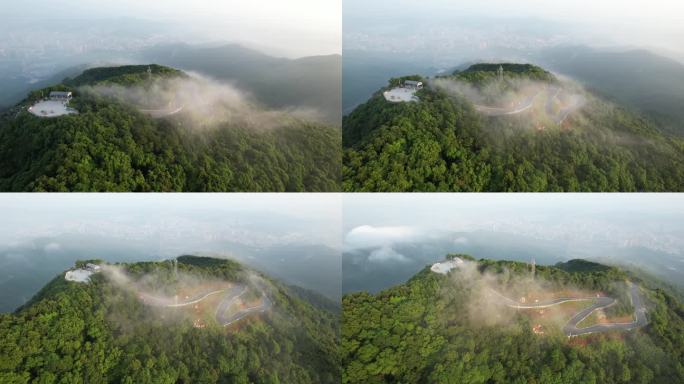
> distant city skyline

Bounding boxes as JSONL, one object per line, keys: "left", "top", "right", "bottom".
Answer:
{"left": 344, "top": 0, "right": 684, "bottom": 63}
{"left": 2, "top": 0, "right": 341, "bottom": 58}
{"left": 0, "top": 194, "right": 342, "bottom": 251}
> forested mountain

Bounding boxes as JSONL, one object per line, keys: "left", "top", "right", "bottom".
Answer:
{"left": 343, "top": 256, "right": 684, "bottom": 383}
{"left": 0, "top": 64, "right": 341, "bottom": 192}
{"left": 1, "top": 43, "right": 341, "bottom": 125}
{"left": 0, "top": 255, "right": 340, "bottom": 383}
{"left": 343, "top": 63, "right": 684, "bottom": 192}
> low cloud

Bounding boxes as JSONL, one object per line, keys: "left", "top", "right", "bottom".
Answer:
{"left": 80, "top": 73, "right": 326, "bottom": 130}
{"left": 344, "top": 225, "right": 421, "bottom": 249}
{"left": 43, "top": 242, "right": 61, "bottom": 252}
{"left": 344, "top": 225, "right": 423, "bottom": 264}
{"left": 99, "top": 262, "right": 274, "bottom": 335}
{"left": 368, "top": 246, "right": 409, "bottom": 263}
{"left": 432, "top": 75, "right": 586, "bottom": 131}
{"left": 432, "top": 76, "right": 546, "bottom": 107}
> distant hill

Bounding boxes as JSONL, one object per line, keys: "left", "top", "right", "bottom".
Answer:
{"left": 555, "top": 259, "right": 612, "bottom": 273}
{"left": 459, "top": 63, "right": 555, "bottom": 80}
{"left": 141, "top": 44, "right": 341, "bottom": 124}
{"left": 538, "top": 46, "right": 684, "bottom": 135}
{"left": 0, "top": 256, "right": 340, "bottom": 383}
{"left": 343, "top": 63, "right": 684, "bottom": 191}
{"left": 64, "top": 64, "right": 186, "bottom": 87}
{"left": 0, "top": 64, "right": 341, "bottom": 192}
{"left": 342, "top": 256, "right": 684, "bottom": 383}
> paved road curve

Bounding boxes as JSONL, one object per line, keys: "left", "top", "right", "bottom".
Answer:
{"left": 564, "top": 282, "right": 648, "bottom": 337}
{"left": 140, "top": 283, "right": 272, "bottom": 326}
{"left": 214, "top": 285, "right": 247, "bottom": 324}
{"left": 474, "top": 90, "right": 541, "bottom": 116}
{"left": 139, "top": 289, "right": 226, "bottom": 307}
{"left": 219, "top": 294, "right": 273, "bottom": 327}
{"left": 493, "top": 281, "right": 648, "bottom": 337}
{"left": 209, "top": 284, "right": 272, "bottom": 326}
{"left": 490, "top": 289, "right": 599, "bottom": 309}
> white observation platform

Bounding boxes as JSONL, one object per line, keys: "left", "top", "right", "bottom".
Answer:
{"left": 65, "top": 263, "right": 102, "bottom": 283}
{"left": 29, "top": 91, "right": 77, "bottom": 117}
{"left": 383, "top": 80, "right": 423, "bottom": 103}
{"left": 430, "top": 257, "right": 464, "bottom": 274}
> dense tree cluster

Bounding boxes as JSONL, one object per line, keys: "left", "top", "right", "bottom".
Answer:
{"left": 0, "top": 65, "right": 341, "bottom": 192}
{"left": 343, "top": 65, "right": 684, "bottom": 191}
{"left": 454, "top": 63, "right": 557, "bottom": 87}
{"left": 342, "top": 257, "right": 684, "bottom": 383}
{"left": 0, "top": 256, "right": 340, "bottom": 384}
{"left": 64, "top": 65, "right": 187, "bottom": 87}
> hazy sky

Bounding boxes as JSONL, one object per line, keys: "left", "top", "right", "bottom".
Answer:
{"left": 344, "top": 193, "right": 684, "bottom": 255}
{"left": 346, "top": 0, "right": 683, "bottom": 24}
{"left": 0, "top": 193, "right": 342, "bottom": 250}
{"left": 344, "top": 0, "right": 684, "bottom": 61}
{"left": 3, "top": 0, "right": 341, "bottom": 57}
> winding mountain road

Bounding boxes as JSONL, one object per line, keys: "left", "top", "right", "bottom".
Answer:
{"left": 493, "top": 281, "right": 648, "bottom": 337}
{"left": 555, "top": 96, "right": 584, "bottom": 125}
{"left": 546, "top": 86, "right": 561, "bottom": 116}
{"left": 139, "top": 105, "right": 184, "bottom": 118}
{"left": 474, "top": 84, "right": 581, "bottom": 124}
{"left": 491, "top": 289, "right": 602, "bottom": 309}
{"left": 214, "top": 285, "right": 247, "bottom": 323}
{"left": 139, "top": 289, "right": 226, "bottom": 307}
{"left": 474, "top": 90, "right": 541, "bottom": 116}
{"left": 563, "top": 282, "right": 648, "bottom": 336}
{"left": 140, "top": 284, "right": 271, "bottom": 326}
{"left": 219, "top": 294, "right": 273, "bottom": 327}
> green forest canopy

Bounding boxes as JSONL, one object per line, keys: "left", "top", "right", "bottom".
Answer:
{"left": 343, "top": 63, "right": 684, "bottom": 192}
{"left": 0, "top": 64, "right": 341, "bottom": 192}
{"left": 342, "top": 256, "right": 684, "bottom": 383}
{"left": 0, "top": 255, "right": 340, "bottom": 384}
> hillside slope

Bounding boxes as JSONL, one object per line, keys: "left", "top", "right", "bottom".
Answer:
{"left": 0, "top": 255, "right": 340, "bottom": 383}
{"left": 0, "top": 64, "right": 341, "bottom": 192}
{"left": 342, "top": 63, "right": 684, "bottom": 192}
{"left": 342, "top": 256, "right": 684, "bottom": 383}
{"left": 538, "top": 46, "right": 684, "bottom": 135}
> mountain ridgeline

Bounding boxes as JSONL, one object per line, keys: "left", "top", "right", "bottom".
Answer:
{"left": 342, "top": 256, "right": 684, "bottom": 383}
{"left": 0, "top": 255, "right": 340, "bottom": 383}
{"left": 0, "top": 64, "right": 341, "bottom": 192}
{"left": 343, "top": 63, "right": 684, "bottom": 192}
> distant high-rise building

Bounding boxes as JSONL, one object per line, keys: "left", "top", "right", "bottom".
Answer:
{"left": 498, "top": 65, "right": 504, "bottom": 82}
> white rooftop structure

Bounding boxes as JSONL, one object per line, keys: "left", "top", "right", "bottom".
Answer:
{"left": 383, "top": 87, "right": 420, "bottom": 103}
{"left": 28, "top": 100, "right": 78, "bottom": 118}
{"left": 403, "top": 80, "right": 423, "bottom": 89}
{"left": 29, "top": 91, "right": 77, "bottom": 118}
{"left": 430, "top": 257, "right": 464, "bottom": 274}
{"left": 85, "top": 263, "right": 101, "bottom": 271}
{"left": 49, "top": 91, "right": 72, "bottom": 101}
{"left": 65, "top": 263, "right": 102, "bottom": 283}
{"left": 65, "top": 269, "right": 94, "bottom": 283}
